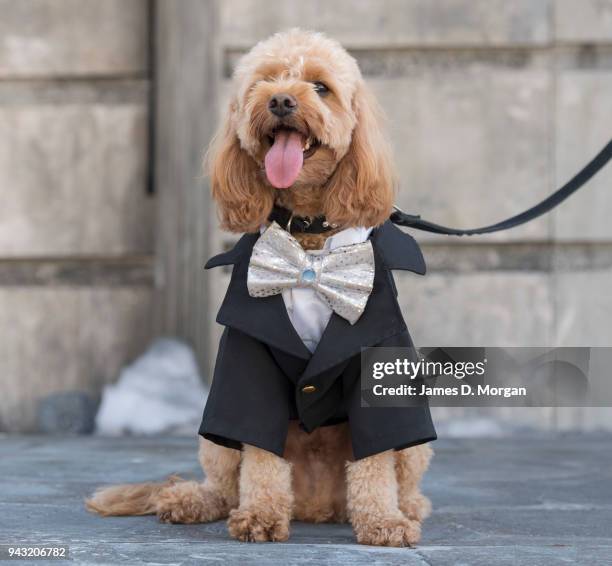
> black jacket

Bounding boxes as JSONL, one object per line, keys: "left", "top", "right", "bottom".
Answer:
{"left": 199, "top": 221, "right": 437, "bottom": 460}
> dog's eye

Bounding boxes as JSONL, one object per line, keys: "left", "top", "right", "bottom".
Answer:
{"left": 312, "top": 82, "right": 330, "bottom": 96}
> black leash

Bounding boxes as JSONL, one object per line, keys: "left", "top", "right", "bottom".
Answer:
{"left": 390, "top": 138, "right": 612, "bottom": 236}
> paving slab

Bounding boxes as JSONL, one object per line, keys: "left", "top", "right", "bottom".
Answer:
{"left": 0, "top": 434, "right": 611, "bottom": 565}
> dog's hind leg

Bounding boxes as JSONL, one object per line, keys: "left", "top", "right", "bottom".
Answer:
{"left": 155, "top": 438, "right": 240, "bottom": 524}
{"left": 395, "top": 444, "right": 433, "bottom": 522}
{"left": 87, "top": 439, "right": 240, "bottom": 524}
{"left": 346, "top": 450, "right": 421, "bottom": 547}
{"left": 227, "top": 444, "right": 293, "bottom": 542}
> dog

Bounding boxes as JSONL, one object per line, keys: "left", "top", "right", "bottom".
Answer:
{"left": 87, "top": 29, "right": 433, "bottom": 547}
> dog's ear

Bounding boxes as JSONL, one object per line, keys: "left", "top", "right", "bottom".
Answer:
{"left": 323, "top": 82, "right": 395, "bottom": 228}
{"left": 206, "top": 101, "right": 275, "bottom": 233}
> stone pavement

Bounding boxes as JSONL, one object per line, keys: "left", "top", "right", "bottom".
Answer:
{"left": 0, "top": 434, "right": 611, "bottom": 565}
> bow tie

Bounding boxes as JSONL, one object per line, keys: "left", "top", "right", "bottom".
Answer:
{"left": 247, "top": 222, "right": 375, "bottom": 325}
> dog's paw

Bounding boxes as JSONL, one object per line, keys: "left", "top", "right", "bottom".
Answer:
{"left": 353, "top": 515, "right": 421, "bottom": 547}
{"left": 400, "top": 493, "right": 432, "bottom": 522}
{"left": 227, "top": 507, "right": 290, "bottom": 542}
{"left": 156, "top": 481, "right": 226, "bottom": 524}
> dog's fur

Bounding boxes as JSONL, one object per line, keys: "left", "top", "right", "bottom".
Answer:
{"left": 87, "top": 29, "right": 432, "bottom": 547}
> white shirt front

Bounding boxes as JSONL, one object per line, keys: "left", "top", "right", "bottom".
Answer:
{"left": 281, "top": 226, "right": 373, "bottom": 352}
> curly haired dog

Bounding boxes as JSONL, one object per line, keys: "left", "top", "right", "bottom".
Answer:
{"left": 87, "top": 29, "right": 433, "bottom": 547}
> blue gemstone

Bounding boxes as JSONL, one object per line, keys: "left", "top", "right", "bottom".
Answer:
{"left": 301, "top": 268, "right": 316, "bottom": 282}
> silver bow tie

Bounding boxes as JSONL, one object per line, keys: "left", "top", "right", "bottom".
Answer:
{"left": 247, "top": 222, "right": 375, "bottom": 325}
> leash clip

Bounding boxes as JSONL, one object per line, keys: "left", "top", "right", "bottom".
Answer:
{"left": 392, "top": 204, "right": 421, "bottom": 224}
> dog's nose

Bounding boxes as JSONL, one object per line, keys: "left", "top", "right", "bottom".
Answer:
{"left": 268, "top": 93, "right": 297, "bottom": 117}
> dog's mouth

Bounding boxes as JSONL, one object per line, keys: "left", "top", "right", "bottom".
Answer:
{"left": 264, "top": 126, "right": 321, "bottom": 189}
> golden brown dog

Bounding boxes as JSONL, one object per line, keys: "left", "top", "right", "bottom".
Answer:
{"left": 87, "top": 29, "right": 433, "bottom": 547}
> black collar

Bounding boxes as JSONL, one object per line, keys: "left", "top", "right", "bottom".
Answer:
{"left": 268, "top": 205, "right": 335, "bottom": 235}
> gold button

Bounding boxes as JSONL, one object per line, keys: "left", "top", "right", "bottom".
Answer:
{"left": 301, "top": 385, "right": 317, "bottom": 393}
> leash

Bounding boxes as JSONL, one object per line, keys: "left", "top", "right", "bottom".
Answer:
{"left": 390, "top": 138, "right": 612, "bottom": 236}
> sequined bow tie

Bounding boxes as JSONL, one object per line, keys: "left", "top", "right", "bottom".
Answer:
{"left": 247, "top": 222, "right": 375, "bottom": 325}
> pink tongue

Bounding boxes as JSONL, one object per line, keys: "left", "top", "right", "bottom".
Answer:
{"left": 264, "top": 130, "right": 304, "bottom": 189}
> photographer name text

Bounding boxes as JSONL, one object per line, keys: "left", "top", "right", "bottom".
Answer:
{"left": 372, "top": 383, "right": 527, "bottom": 398}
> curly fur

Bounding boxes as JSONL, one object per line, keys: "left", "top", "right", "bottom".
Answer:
{"left": 208, "top": 28, "right": 395, "bottom": 232}
{"left": 87, "top": 29, "right": 433, "bottom": 547}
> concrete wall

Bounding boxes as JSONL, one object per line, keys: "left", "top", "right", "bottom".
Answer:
{"left": 0, "top": 0, "right": 153, "bottom": 431}
{"left": 211, "top": 0, "right": 612, "bottom": 432}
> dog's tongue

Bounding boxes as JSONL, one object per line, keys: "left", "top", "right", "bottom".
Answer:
{"left": 265, "top": 130, "right": 304, "bottom": 189}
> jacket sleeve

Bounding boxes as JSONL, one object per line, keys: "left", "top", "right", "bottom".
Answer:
{"left": 199, "top": 327, "right": 293, "bottom": 457}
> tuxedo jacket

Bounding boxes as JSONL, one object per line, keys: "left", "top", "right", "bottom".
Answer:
{"left": 199, "top": 221, "right": 437, "bottom": 460}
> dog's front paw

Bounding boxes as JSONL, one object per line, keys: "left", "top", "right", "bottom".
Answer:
{"left": 353, "top": 514, "right": 421, "bottom": 547}
{"left": 227, "top": 507, "right": 290, "bottom": 542}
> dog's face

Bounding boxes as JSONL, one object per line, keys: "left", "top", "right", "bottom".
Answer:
{"left": 233, "top": 33, "right": 359, "bottom": 193}
{"left": 209, "top": 29, "right": 395, "bottom": 233}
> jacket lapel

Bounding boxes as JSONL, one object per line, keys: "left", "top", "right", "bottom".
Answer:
{"left": 373, "top": 220, "right": 426, "bottom": 274}
{"left": 299, "top": 254, "right": 404, "bottom": 380}
{"left": 299, "top": 221, "right": 426, "bottom": 381}
{"left": 205, "top": 233, "right": 259, "bottom": 269}
{"left": 207, "top": 235, "right": 312, "bottom": 361}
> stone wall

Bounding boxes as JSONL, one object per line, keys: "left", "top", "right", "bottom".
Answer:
{"left": 0, "top": 0, "right": 153, "bottom": 431}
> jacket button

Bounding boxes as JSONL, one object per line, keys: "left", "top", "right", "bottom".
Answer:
{"left": 301, "top": 385, "right": 317, "bottom": 393}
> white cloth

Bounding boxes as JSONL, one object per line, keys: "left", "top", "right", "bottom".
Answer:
{"left": 280, "top": 226, "right": 372, "bottom": 352}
